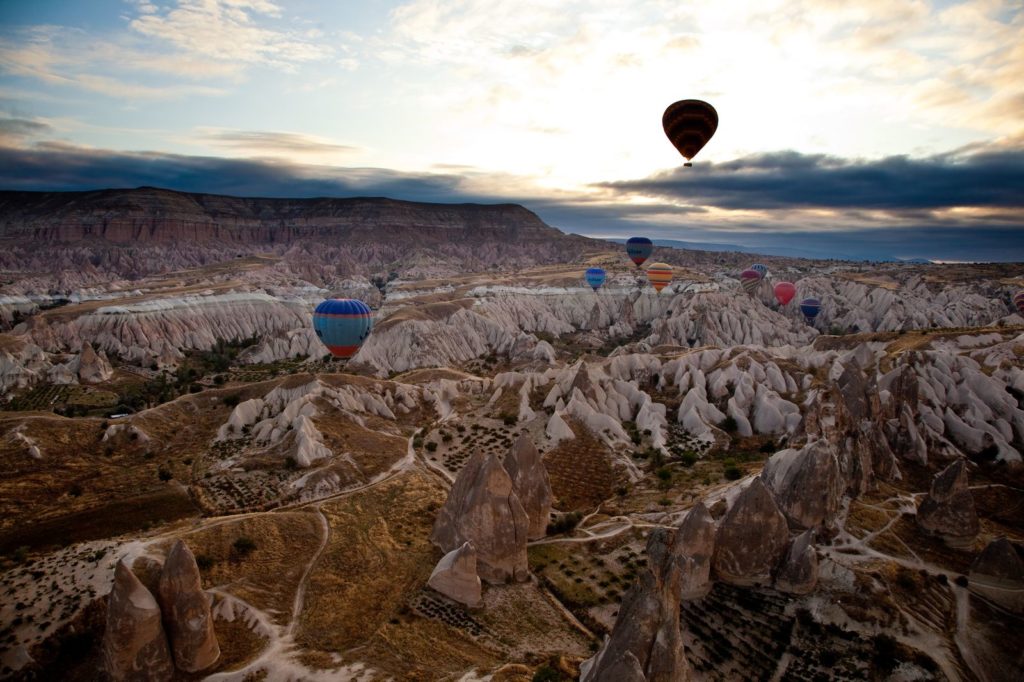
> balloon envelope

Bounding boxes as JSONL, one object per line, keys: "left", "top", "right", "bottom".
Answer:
{"left": 774, "top": 281, "right": 796, "bottom": 306}
{"left": 739, "top": 269, "right": 761, "bottom": 296}
{"left": 800, "top": 297, "right": 822, "bottom": 322}
{"left": 646, "top": 262, "right": 673, "bottom": 293}
{"left": 626, "top": 237, "right": 654, "bottom": 267}
{"left": 313, "top": 298, "right": 373, "bottom": 358}
{"left": 662, "top": 100, "right": 718, "bottom": 161}
{"left": 1014, "top": 291, "right": 1024, "bottom": 314}
{"left": 750, "top": 263, "right": 769, "bottom": 279}
{"left": 585, "top": 267, "right": 607, "bottom": 291}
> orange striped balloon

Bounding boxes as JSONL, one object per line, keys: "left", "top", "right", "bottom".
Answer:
{"left": 646, "top": 262, "right": 674, "bottom": 293}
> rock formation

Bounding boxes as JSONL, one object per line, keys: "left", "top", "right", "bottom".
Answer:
{"left": 760, "top": 441, "right": 843, "bottom": 530}
{"left": 502, "top": 433, "right": 554, "bottom": 540}
{"left": 76, "top": 341, "right": 113, "bottom": 383}
{"left": 969, "top": 536, "right": 1024, "bottom": 612}
{"left": 916, "top": 459, "right": 979, "bottom": 548}
{"left": 427, "top": 541, "right": 483, "bottom": 608}
{"left": 102, "top": 560, "right": 174, "bottom": 682}
{"left": 582, "top": 527, "right": 691, "bottom": 682}
{"left": 676, "top": 502, "right": 716, "bottom": 600}
{"left": 775, "top": 529, "right": 818, "bottom": 594}
{"left": 712, "top": 478, "right": 790, "bottom": 587}
{"left": 431, "top": 451, "right": 530, "bottom": 584}
{"left": 157, "top": 540, "right": 220, "bottom": 673}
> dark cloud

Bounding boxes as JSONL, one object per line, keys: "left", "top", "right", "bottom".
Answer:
{"left": 0, "top": 116, "right": 53, "bottom": 141}
{"left": 0, "top": 143, "right": 472, "bottom": 203}
{"left": 598, "top": 148, "right": 1024, "bottom": 211}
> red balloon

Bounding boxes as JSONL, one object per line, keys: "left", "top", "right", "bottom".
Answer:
{"left": 774, "top": 281, "right": 796, "bottom": 306}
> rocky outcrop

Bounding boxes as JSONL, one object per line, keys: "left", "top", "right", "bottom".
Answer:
{"left": 157, "top": 540, "right": 219, "bottom": 673}
{"left": 676, "top": 502, "right": 716, "bottom": 600}
{"left": 102, "top": 560, "right": 174, "bottom": 682}
{"left": 582, "top": 527, "right": 691, "bottom": 682}
{"left": 427, "top": 541, "right": 482, "bottom": 608}
{"left": 502, "top": 433, "right": 554, "bottom": 540}
{"left": 760, "top": 441, "right": 843, "bottom": 530}
{"left": 916, "top": 459, "right": 979, "bottom": 548}
{"left": 775, "top": 529, "right": 818, "bottom": 594}
{"left": 712, "top": 478, "right": 790, "bottom": 587}
{"left": 969, "top": 537, "right": 1024, "bottom": 612}
{"left": 76, "top": 341, "right": 113, "bottom": 383}
{"left": 431, "top": 452, "right": 529, "bottom": 584}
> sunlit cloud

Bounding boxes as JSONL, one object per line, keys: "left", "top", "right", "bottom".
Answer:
{"left": 196, "top": 128, "right": 361, "bottom": 161}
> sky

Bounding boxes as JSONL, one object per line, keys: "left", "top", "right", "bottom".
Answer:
{"left": 1, "top": 0, "right": 1022, "bottom": 261}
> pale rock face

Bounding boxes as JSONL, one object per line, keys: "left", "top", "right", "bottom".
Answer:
{"left": 156, "top": 540, "right": 220, "bottom": 673}
{"left": 545, "top": 411, "right": 575, "bottom": 445}
{"left": 775, "top": 529, "right": 818, "bottom": 594}
{"left": 712, "top": 478, "right": 790, "bottom": 587}
{"left": 427, "top": 541, "right": 483, "bottom": 608}
{"left": 502, "top": 433, "right": 554, "bottom": 540}
{"left": 30, "top": 292, "right": 311, "bottom": 360}
{"left": 760, "top": 441, "right": 843, "bottom": 530}
{"left": 103, "top": 560, "right": 174, "bottom": 682}
{"left": 430, "top": 451, "right": 530, "bottom": 584}
{"left": 916, "top": 459, "right": 979, "bottom": 548}
{"left": 677, "top": 502, "right": 716, "bottom": 600}
{"left": 76, "top": 341, "right": 113, "bottom": 383}
{"left": 582, "top": 527, "right": 691, "bottom": 682}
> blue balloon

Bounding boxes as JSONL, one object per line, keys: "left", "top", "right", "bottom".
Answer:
{"left": 585, "top": 267, "right": 607, "bottom": 291}
{"left": 799, "top": 297, "right": 822, "bottom": 323}
{"left": 625, "top": 237, "right": 654, "bottom": 267}
{"left": 313, "top": 299, "right": 373, "bottom": 358}
{"left": 750, "top": 263, "right": 768, "bottom": 279}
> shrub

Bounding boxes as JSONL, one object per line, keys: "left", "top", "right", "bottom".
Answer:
{"left": 425, "top": 441, "right": 438, "bottom": 452}
{"left": 232, "top": 536, "right": 257, "bottom": 556}
{"left": 723, "top": 466, "right": 743, "bottom": 481}
{"left": 759, "top": 440, "right": 776, "bottom": 453}
{"left": 284, "top": 456, "right": 298, "bottom": 470}
{"left": 157, "top": 468, "right": 172, "bottom": 482}
{"left": 195, "top": 554, "right": 214, "bottom": 570}
{"left": 502, "top": 414, "right": 517, "bottom": 426}
{"left": 655, "top": 467, "right": 672, "bottom": 482}
{"left": 68, "top": 483, "right": 83, "bottom": 497}
{"left": 223, "top": 394, "right": 241, "bottom": 408}
{"left": 680, "top": 452, "right": 698, "bottom": 468}
{"left": 719, "top": 415, "right": 738, "bottom": 433}
{"left": 547, "top": 512, "right": 582, "bottom": 535}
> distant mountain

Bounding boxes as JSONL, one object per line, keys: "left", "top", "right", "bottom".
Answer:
{"left": 606, "top": 237, "right": 934, "bottom": 264}
{"left": 0, "top": 187, "right": 602, "bottom": 283}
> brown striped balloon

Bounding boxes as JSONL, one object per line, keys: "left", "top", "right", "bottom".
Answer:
{"left": 646, "top": 262, "right": 674, "bottom": 293}
{"left": 662, "top": 99, "right": 718, "bottom": 163}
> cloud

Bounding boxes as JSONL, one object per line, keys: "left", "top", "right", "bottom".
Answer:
{"left": 0, "top": 1, "right": 338, "bottom": 101}
{"left": 128, "top": 0, "right": 333, "bottom": 70}
{"left": 0, "top": 115, "right": 52, "bottom": 142}
{"left": 598, "top": 147, "right": 1024, "bottom": 211}
{"left": 0, "top": 142, "right": 473, "bottom": 203}
{"left": 197, "top": 129, "right": 360, "bottom": 158}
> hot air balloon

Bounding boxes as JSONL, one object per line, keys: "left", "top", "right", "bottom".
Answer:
{"left": 750, "top": 263, "right": 769, "bottom": 279}
{"left": 626, "top": 237, "right": 654, "bottom": 268}
{"left": 313, "top": 298, "right": 373, "bottom": 358}
{"left": 1014, "top": 291, "right": 1024, "bottom": 314}
{"left": 739, "top": 269, "right": 761, "bottom": 296}
{"left": 585, "top": 267, "right": 607, "bottom": 292}
{"left": 662, "top": 99, "right": 718, "bottom": 167}
{"left": 800, "top": 297, "right": 822, "bottom": 324}
{"left": 646, "top": 262, "right": 673, "bottom": 293}
{"left": 774, "top": 281, "right": 796, "bottom": 306}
